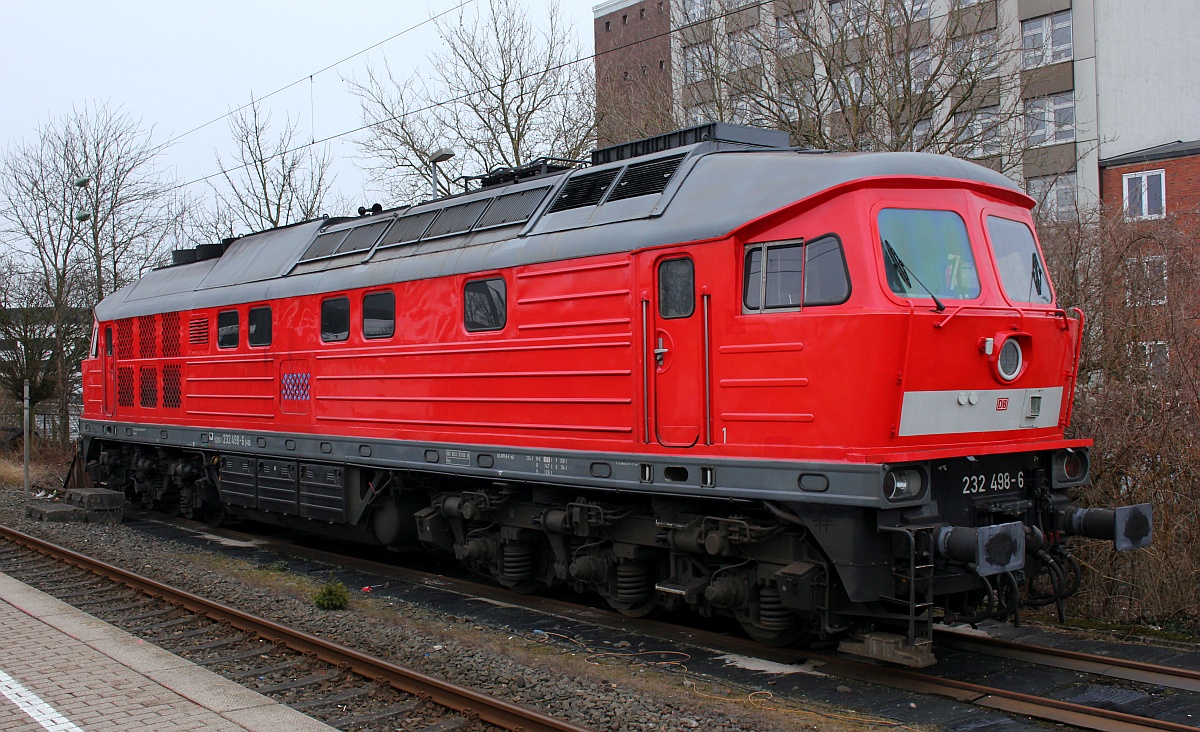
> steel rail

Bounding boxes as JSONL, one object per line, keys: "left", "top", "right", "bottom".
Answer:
{"left": 815, "top": 653, "right": 1198, "bottom": 732}
{"left": 107, "top": 515, "right": 1200, "bottom": 732}
{"left": 0, "top": 525, "right": 594, "bottom": 732}
{"left": 936, "top": 629, "right": 1200, "bottom": 693}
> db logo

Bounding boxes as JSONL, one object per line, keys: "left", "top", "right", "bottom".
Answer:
{"left": 996, "top": 398, "right": 1009, "bottom": 411}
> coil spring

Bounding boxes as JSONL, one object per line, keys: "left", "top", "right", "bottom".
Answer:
{"left": 757, "top": 584, "right": 794, "bottom": 631}
{"left": 615, "top": 562, "right": 650, "bottom": 603}
{"left": 500, "top": 543, "right": 534, "bottom": 581}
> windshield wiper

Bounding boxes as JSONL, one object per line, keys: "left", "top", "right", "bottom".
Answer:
{"left": 1030, "top": 252, "right": 1045, "bottom": 299}
{"left": 884, "top": 239, "right": 945, "bottom": 312}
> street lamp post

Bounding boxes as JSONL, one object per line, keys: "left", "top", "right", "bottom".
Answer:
{"left": 429, "top": 148, "right": 455, "bottom": 200}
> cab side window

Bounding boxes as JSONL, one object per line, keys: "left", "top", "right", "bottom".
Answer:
{"left": 464, "top": 278, "right": 506, "bottom": 332}
{"left": 743, "top": 235, "right": 850, "bottom": 311}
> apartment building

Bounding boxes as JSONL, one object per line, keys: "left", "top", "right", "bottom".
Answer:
{"left": 593, "top": 0, "right": 1200, "bottom": 215}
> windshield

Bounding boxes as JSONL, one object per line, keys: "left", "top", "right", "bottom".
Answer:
{"left": 987, "top": 216, "right": 1053, "bottom": 305}
{"left": 878, "top": 209, "right": 979, "bottom": 300}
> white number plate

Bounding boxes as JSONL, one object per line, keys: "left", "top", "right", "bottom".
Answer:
{"left": 962, "top": 471, "right": 1025, "bottom": 495}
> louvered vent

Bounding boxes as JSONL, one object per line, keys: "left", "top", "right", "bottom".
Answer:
{"left": 546, "top": 169, "right": 621, "bottom": 213}
{"left": 162, "top": 363, "right": 182, "bottom": 409}
{"left": 161, "top": 312, "right": 181, "bottom": 357}
{"left": 606, "top": 154, "right": 686, "bottom": 202}
{"left": 117, "top": 367, "right": 134, "bottom": 407}
{"left": 116, "top": 319, "right": 134, "bottom": 359}
{"left": 335, "top": 219, "right": 390, "bottom": 255}
{"left": 299, "top": 229, "right": 350, "bottom": 261}
{"left": 423, "top": 199, "right": 491, "bottom": 239}
{"left": 376, "top": 211, "right": 438, "bottom": 248}
{"left": 139, "top": 367, "right": 157, "bottom": 408}
{"left": 475, "top": 186, "right": 550, "bottom": 229}
{"left": 188, "top": 317, "right": 209, "bottom": 345}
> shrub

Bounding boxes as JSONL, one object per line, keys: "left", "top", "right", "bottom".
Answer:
{"left": 313, "top": 580, "right": 350, "bottom": 610}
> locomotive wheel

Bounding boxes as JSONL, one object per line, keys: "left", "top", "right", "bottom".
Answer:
{"left": 204, "top": 505, "right": 227, "bottom": 528}
{"left": 605, "top": 597, "right": 660, "bottom": 618}
{"left": 737, "top": 620, "right": 809, "bottom": 646}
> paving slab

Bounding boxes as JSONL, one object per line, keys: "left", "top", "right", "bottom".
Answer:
{"left": 0, "top": 570, "right": 336, "bottom": 731}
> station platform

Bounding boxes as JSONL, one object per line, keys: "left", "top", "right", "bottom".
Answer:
{"left": 0, "top": 571, "right": 335, "bottom": 732}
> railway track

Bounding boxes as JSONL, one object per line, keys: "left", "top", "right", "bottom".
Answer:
{"left": 0, "top": 524, "right": 593, "bottom": 732}
{"left": 123, "top": 513, "right": 1200, "bottom": 732}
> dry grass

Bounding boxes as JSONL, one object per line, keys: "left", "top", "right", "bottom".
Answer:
{"left": 0, "top": 452, "right": 70, "bottom": 491}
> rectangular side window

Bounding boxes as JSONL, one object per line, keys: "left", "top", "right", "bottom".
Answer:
{"left": 658, "top": 258, "right": 695, "bottom": 318}
{"left": 105, "top": 327, "right": 113, "bottom": 356}
{"left": 321, "top": 297, "right": 350, "bottom": 342}
{"left": 464, "top": 278, "right": 507, "bottom": 332}
{"left": 363, "top": 291, "right": 395, "bottom": 339}
{"left": 248, "top": 306, "right": 272, "bottom": 347}
{"left": 217, "top": 310, "right": 239, "bottom": 349}
{"left": 743, "top": 236, "right": 850, "bottom": 311}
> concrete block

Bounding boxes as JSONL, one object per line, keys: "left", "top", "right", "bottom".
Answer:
{"left": 25, "top": 502, "right": 86, "bottom": 522}
{"left": 65, "top": 487, "right": 125, "bottom": 510}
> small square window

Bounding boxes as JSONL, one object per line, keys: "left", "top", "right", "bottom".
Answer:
{"left": 321, "top": 297, "right": 350, "bottom": 342}
{"left": 217, "top": 310, "right": 239, "bottom": 349}
{"left": 248, "top": 306, "right": 272, "bottom": 347}
{"left": 464, "top": 279, "right": 507, "bottom": 332}
{"left": 363, "top": 291, "right": 395, "bottom": 339}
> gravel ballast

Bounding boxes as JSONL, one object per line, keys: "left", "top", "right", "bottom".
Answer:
{"left": 0, "top": 484, "right": 873, "bottom": 732}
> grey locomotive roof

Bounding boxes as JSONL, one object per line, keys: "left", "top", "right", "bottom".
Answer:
{"left": 96, "top": 144, "right": 1021, "bottom": 321}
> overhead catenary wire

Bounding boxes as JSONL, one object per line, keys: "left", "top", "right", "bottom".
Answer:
{"left": 174, "top": 0, "right": 781, "bottom": 192}
{"left": 163, "top": 0, "right": 477, "bottom": 148}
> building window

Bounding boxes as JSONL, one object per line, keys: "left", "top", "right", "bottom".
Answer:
{"left": 217, "top": 310, "right": 239, "bottom": 349}
{"left": 248, "top": 306, "right": 272, "bottom": 347}
{"left": 1022, "top": 11, "right": 1072, "bottom": 69}
{"left": 913, "top": 118, "right": 933, "bottom": 150}
{"left": 362, "top": 291, "right": 395, "bottom": 339}
{"left": 1025, "top": 93, "right": 1075, "bottom": 147}
{"left": 728, "top": 27, "right": 762, "bottom": 69}
{"left": 951, "top": 31, "right": 999, "bottom": 78}
{"left": 1123, "top": 170, "right": 1166, "bottom": 220}
{"left": 776, "top": 10, "right": 809, "bottom": 55}
{"left": 464, "top": 278, "right": 507, "bottom": 332}
{"left": 954, "top": 105, "right": 1001, "bottom": 158}
{"left": 321, "top": 297, "right": 350, "bottom": 342}
{"left": 908, "top": 0, "right": 930, "bottom": 19}
{"left": 910, "top": 45, "right": 932, "bottom": 85}
{"left": 829, "top": 0, "right": 867, "bottom": 37}
{"left": 1135, "top": 340, "right": 1170, "bottom": 376}
{"left": 1125, "top": 256, "right": 1168, "bottom": 306}
{"left": 683, "top": 44, "right": 704, "bottom": 84}
{"left": 1026, "top": 172, "right": 1078, "bottom": 220}
{"left": 682, "top": 0, "right": 710, "bottom": 18}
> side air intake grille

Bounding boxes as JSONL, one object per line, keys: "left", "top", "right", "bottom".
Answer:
{"left": 606, "top": 154, "right": 686, "bottom": 202}
{"left": 475, "top": 187, "right": 550, "bottom": 229}
{"left": 377, "top": 211, "right": 438, "bottom": 248}
{"left": 189, "top": 317, "right": 209, "bottom": 345}
{"left": 546, "top": 169, "right": 621, "bottom": 213}
{"left": 162, "top": 312, "right": 181, "bottom": 357}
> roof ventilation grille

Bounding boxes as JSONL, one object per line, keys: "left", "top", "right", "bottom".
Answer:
{"left": 546, "top": 169, "right": 621, "bottom": 213}
{"left": 606, "top": 154, "right": 686, "bottom": 202}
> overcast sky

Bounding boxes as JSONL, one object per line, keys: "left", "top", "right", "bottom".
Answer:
{"left": 0, "top": 0, "right": 599, "bottom": 212}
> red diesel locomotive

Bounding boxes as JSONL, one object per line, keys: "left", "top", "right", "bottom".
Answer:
{"left": 78, "top": 124, "right": 1151, "bottom": 665}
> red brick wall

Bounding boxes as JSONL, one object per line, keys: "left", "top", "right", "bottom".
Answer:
{"left": 594, "top": 1, "right": 674, "bottom": 146}
{"left": 1100, "top": 153, "right": 1200, "bottom": 216}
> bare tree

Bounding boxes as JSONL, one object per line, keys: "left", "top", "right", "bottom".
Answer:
{"left": 349, "top": 0, "right": 596, "bottom": 203}
{"left": 0, "top": 103, "right": 172, "bottom": 446}
{"left": 211, "top": 97, "right": 336, "bottom": 234}
{"left": 1039, "top": 208, "right": 1200, "bottom": 624}
{"left": 605, "top": 0, "right": 1037, "bottom": 173}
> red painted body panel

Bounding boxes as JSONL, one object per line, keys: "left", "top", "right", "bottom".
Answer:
{"left": 79, "top": 178, "right": 1088, "bottom": 465}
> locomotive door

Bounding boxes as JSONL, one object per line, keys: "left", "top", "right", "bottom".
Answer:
{"left": 647, "top": 253, "right": 703, "bottom": 447}
{"left": 102, "top": 326, "right": 115, "bottom": 416}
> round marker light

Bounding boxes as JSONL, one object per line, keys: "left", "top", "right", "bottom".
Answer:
{"left": 884, "top": 468, "right": 924, "bottom": 502}
{"left": 1054, "top": 450, "right": 1089, "bottom": 484}
{"left": 997, "top": 339, "right": 1022, "bottom": 381}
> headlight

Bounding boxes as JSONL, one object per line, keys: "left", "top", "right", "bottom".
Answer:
{"left": 1053, "top": 449, "right": 1089, "bottom": 485}
{"left": 997, "top": 338, "right": 1022, "bottom": 381}
{"left": 884, "top": 467, "right": 924, "bottom": 501}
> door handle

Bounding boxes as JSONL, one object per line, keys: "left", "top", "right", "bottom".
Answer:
{"left": 654, "top": 337, "right": 668, "bottom": 365}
